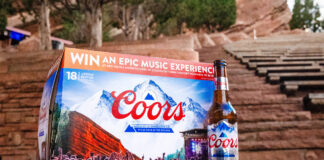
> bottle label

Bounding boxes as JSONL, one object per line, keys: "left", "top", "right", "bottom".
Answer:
{"left": 208, "top": 120, "right": 238, "bottom": 160}
{"left": 214, "top": 77, "right": 229, "bottom": 90}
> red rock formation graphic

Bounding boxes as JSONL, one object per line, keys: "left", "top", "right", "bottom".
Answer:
{"left": 59, "top": 111, "right": 140, "bottom": 159}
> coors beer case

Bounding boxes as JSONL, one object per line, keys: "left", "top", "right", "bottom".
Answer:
{"left": 38, "top": 48, "right": 216, "bottom": 160}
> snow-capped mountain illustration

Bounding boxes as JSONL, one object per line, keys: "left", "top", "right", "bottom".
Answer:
{"left": 183, "top": 97, "right": 207, "bottom": 123}
{"left": 214, "top": 121, "right": 236, "bottom": 133}
{"left": 133, "top": 80, "right": 177, "bottom": 106}
{"left": 69, "top": 80, "right": 208, "bottom": 159}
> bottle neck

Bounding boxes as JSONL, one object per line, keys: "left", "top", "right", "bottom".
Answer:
{"left": 214, "top": 65, "right": 229, "bottom": 104}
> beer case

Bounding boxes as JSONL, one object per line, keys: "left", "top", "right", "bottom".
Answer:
{"left": 38, "top": 48, "right": 216, "bottom": 160}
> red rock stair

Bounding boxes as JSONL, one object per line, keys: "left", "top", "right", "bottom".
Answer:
{"left": 197, "top": 45, "right": 324, "bottom": 159}
{"left": 197, "top": 37, "right": 324, "bottom": 159}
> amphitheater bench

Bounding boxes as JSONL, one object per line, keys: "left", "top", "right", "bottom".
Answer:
{"left": 267, "top": 72, "right": 324, "bottom": 84}
{"left": 286, "top": 54, "right": 324, "bottom": 57}
{"left": 256, "top": 66, "right": 323, "bottom": 76}
{"left": 282, "top": 57, "right": 324, "bottom": 62}
{"left": 304, "top": 93, "right": 324, "bottom": 112}
{"left": 281, "top": 80, "right": 324, "bottom": 95}
{"left": 241, "top": 57, "right": 277, "bottom": 64}
{"left": 247, "top": 62, "right": 314, "bottom": 69}
{"left": 235, "top": 54, "right": 282, "bottom": 60}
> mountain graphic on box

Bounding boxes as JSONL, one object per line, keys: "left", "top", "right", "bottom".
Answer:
{"left": 69, "top": 79, "right": 207, "bottom": 158}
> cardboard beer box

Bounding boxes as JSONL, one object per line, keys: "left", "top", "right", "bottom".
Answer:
{"left": 38, "top": 48, "right": 215, "bottom": 160}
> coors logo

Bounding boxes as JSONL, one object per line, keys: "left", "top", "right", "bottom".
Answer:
{"left": 111, "top": 90, "right": 185, "bottom": 121}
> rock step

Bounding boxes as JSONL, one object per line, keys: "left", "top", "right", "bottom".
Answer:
{"left": 238, "top": 111, "right": 311, "bottom": 122}
{"left": 228, "top": 68, "right": 255, "bottom": 75}
{"left": 312, "top": 113, "right": 324, "bottom": 120}
{"left": 239, "top": 128, "right": 324, "bottom": 142}
{"left": 8, "top": 61, "right": 52, "bottom": 72}
{"left": 230, "top": 93, "right": 300, "bottom": 105}
{"left": 229, "top": 75, "right": 266, "bottom": 83}
{"left": 240, "top": 149, "right": 324, "bottom": 160}
{"left": 230, "top": 91, "right": 285, "bottom": 100}
{"left": 231, "top": 97, "right": 300, "bottom": 105}
{"left": 230, "top": 83, "right": 280, "bottom": 92}
{"left": 239, "top": 120, "right": 324, "bottom": 133}
{"left": 235, "top": 104, "right": 302, "bottom": 112}
{"left": 6, "top": 53, "right": 58, "bottom": 64}
{"left": 0, "top": 72, "right": 47, "bottom": 84}
{"left": 239, "top": 138, "right": 324, "bottom": 151}
{"left": 228, "top": 64, "right": 248, "bottom": 69}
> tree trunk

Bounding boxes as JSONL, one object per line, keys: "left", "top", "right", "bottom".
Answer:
{"left": 122, "top": 5, "right": 132, "bottom": 40}
{"left": 85, "top": 3, "right": 102, "bottom": 48}
{"left": 134, "top": 4, "right": 143, "bottom": 41}
{"left": 39, "top": 0, "right": 52, "bottom": 50}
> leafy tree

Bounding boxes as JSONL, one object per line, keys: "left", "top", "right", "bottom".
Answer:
{"left": 153, "top": 0, "right": 236, "bottom": 36}
{"left": 0, "top": 0, "right": 16, "bottom": 31}
{"left": 52, "top": 0, "right": 114, "bottom": 48}
{"left": 313, "top": 3, "right": 322, "bottom": 32}
{"left": 290, "top": 0, "right": 322, "bottom": 32}
{"left": 0, "top": 10, "right": 7, "bottom": 32}
{"left": 54, "top": 5, "right": 113, "bottom": 43}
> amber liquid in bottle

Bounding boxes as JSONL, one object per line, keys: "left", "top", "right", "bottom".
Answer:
{"left": 207, "top": 60, "right": 238, "bottom": 160}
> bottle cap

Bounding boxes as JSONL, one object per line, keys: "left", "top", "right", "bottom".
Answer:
{"left": 214, "top": 60, "right": 227, "bottom": 66}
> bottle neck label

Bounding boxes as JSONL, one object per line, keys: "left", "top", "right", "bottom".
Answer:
{"left": 208, "top": 120, "right": 238, "bottom": 159}
{"left": 214, "top": 77, "right": 229, "bottom": 91}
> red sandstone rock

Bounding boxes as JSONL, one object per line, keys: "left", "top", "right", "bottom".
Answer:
{"left": 18, "top": 36, "right": 40, "bottom": 52}
{"left": 198, "top": 33, "right": 216, "bottom": 47}
{"left": 233, "top": 0, "right": 292, "bottom": 36}
{"left": 209, "top": 33, "right": 232, "bottom": 45}
{"left": 227, "top": 32, "right": 252, "bottom": 42}
{"left": 5, "top": 112, "right": 21, "bottom": 123}
{"left": 60, "top": 111, "right": 140, "bottom": 159}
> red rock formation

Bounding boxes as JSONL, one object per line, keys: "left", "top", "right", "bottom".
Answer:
{"left": 228, "top": 0, "right": 292, "bottom": 37}
{"left": 59, "top": 111, "right": 140, "bottom": 159}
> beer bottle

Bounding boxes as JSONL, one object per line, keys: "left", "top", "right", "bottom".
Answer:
{"left": 207, "top": 60, "right": 238, "bottom": 160}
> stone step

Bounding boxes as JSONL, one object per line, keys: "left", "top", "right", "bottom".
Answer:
{"left": 7, "top": 53, "right": 58, "bottom": 64}
{"left": 303, "top": 93, "right": 324, "bottom": 112}
{"left": 231, "top": 95, "right": 300, "bottom": 105}
{"left": 231, "top": 91, "right": 284, "bottom": 99}
{"left": 239, "top": 138, "right": 324, "bottom": 151}
{"left": 240, "top": 149, "right": 324, "bottom": 160}
{"left": 241, "top": 57, "right": 277, "bottom": 64}
{"left": 229, "top": 75, "right": 265, "bottom": 83}
{"left": 0, "top": 72, "right": 47, "bottom": 84}
{"left": 235, "top": 54, "right": 282, "bottom": 59}
{"left": 239, "top": 128, "right": 324, "bottom": 142}
{"left": 235, "top": 104, "right": 302, "bottom": 112}
{"left": 286, "top": 53, "right": 324, "bottom": 57}
{"left": 267, "top": 72, "right": 324, "bottom": 84}
{"left": 239, "top": 120, "right": 324, "bottom": 133}
{"left": 282, "top": 57, "right": 324, "bottom": 62}
{"left": 312, "top": 113, "right": 324, "bottom": 120}
{"left": 228, "top": 64, "right": 247, "bottom": 68}
{"left": 281, "top": 80, "right": 324, "bottom": 95}
{"left": 238, "top": 111, "right": 311, "bottom": 122}
{"left": 228, "top": 68, "right": 255, "bottom": 75}
{"left": 230, "top": 83, "right": 280, "bottom": 92}
{"left": 248, "top": 62, "right": 314, "bottom": 69}
{"left": 8, "top": 61, "right": 53, "bottom": 72}
{"left": 256, "top": 66, "right": 323, "bottom": 76}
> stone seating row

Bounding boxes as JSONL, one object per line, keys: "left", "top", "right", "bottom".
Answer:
{"left": 229, "top": 48, "right": 324, "bottom": 96}
{"left": 303, "top": 93, "right": 324, "bottom": 112}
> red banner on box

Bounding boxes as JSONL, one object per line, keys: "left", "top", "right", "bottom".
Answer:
{"left": 61, "top": 48, "right": 214, "bottom": 80}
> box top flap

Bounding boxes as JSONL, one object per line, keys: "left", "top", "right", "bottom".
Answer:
{"left": 61, "top": 47, "right": 214, "bottom": 80}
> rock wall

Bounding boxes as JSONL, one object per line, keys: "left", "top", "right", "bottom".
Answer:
{"left": 230, "top": 0, "right": 292, "bottom": 37}
{"left": 197, "top": 0, "right": 293, "bottom": 48}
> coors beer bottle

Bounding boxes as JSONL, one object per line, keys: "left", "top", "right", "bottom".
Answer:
{"left": 208, "top": 60, "right": 238, "bottom": 160}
